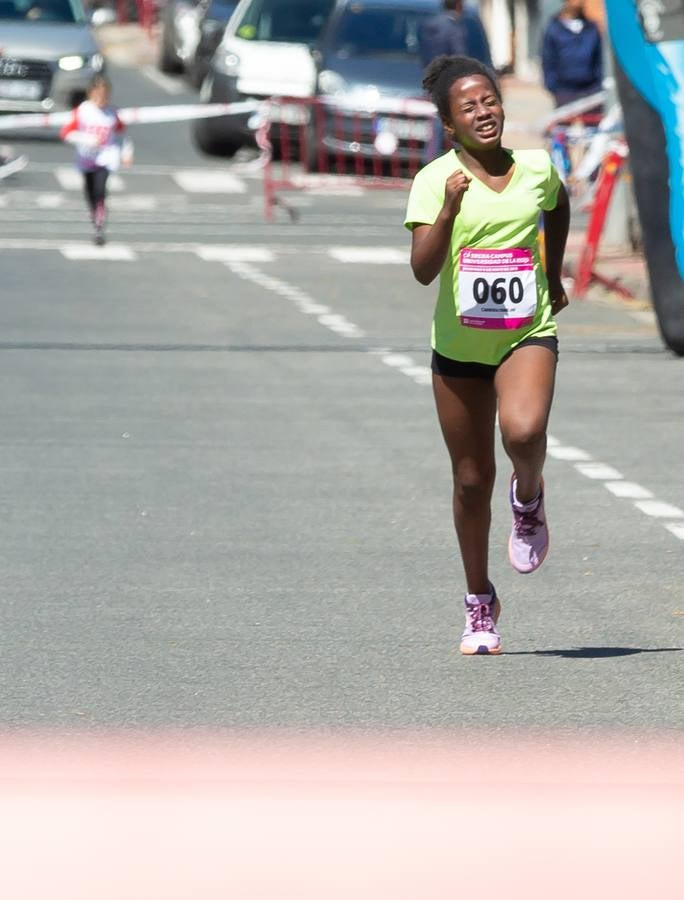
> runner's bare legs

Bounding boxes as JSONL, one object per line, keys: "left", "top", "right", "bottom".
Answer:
{"left": 495, "top": 345, "right": 557, "bottom": 502}
{"left": 433, "top": 374, "right": 497, "bottom": 595}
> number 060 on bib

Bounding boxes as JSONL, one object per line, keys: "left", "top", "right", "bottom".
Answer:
{"left": 458, "top": 247, "right": 537, "bottom": 330}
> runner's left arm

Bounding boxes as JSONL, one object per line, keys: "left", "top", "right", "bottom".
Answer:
{"left": 543, "top": 182, "right": 570, "bottom": 314}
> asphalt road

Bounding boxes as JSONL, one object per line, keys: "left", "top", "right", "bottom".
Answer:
{"left": 0, "top": 62, "right": 682, "bottom": 731}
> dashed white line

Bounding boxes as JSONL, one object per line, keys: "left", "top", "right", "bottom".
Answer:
{"left": 547, "top": 445, "right": 592, "bottom": 461}
{"left": 633, "top": 500, "right": 684, "bottom": 519}
{"left": 225, "top": 261, "right": 365, "bottom": 340}
{"left": 211, "top": 262, "right": 684, "bottom": 533}
{"left": 575, "top": 462, "right": 623, "bottom": 480}
{"left": 604, "top": 481, "right": 654, "bottom": 499}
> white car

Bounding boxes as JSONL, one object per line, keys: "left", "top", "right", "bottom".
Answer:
{"left": 193, "top": 0, "right": 334, "bottom": 156}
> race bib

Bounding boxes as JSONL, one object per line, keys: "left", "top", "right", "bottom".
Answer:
{"left": 458, "top": 248, "right": 537, "bottom": 330}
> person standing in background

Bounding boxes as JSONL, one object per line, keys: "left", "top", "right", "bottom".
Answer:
{"left": 541, "top": 0, "right": 603, "bottom": 108}
{"left": 419, "top": 0, "right": 493, "bottom": 161}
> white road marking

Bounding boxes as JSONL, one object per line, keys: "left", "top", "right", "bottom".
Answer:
{"left": 60, "top": 243, "right": 137, "bottom": 261}
{"left": 381, "top": 353, "right": 416, "bottom": 368}
{"left": 329, "top": 247, "right": 409, "bottom": 264}
{"left": 575, "top": 462, "right": 623, "bottom": 480}
{"left": 226, "top": 261, "right": 365, "bottom": 340}
{"left": 142, "top": 66, "right": 186, "bottom": 95}
{"left": 55, "top": 167, "right": 124, "bottom": 191}
{"left": 195, "top": 245, "right": 275, "bottom": 263}
{"left": 543, "top": 446, "right": 682, "bottom": 544}
{"left": 633, "top": 500, "right": 684, "bottom": 519}
{"left": 35, "top": 193, "right": 65, "bottom": 208}
{"left": 547, "top": 445, "right": 592, "bottom": 461}
{"left": 222, "top": 263, "right": 437, "bottom": 387}
{"left": 604, "top": 481, "right": 654, "bottom": 499}
{"left": 108, "top": 195, "right": 158, "bottom": 211}
{"left": 172, "top": 170, "right": 247, "bottom": 194}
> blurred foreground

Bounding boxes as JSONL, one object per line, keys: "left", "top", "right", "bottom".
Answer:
{"left": 2, "top": 731, "right": 682, "bottom": 898}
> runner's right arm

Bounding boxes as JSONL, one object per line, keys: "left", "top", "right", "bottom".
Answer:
{"left": 410, "top": 170, "right": 471, "bottom": 285}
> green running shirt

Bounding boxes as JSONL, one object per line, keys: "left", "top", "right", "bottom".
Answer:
{"left": 404, "top": 148, "right": 562, "bottom": 365}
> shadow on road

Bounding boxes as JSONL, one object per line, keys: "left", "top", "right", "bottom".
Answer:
{"left": 505, "top": 647, "right": 682, "bottom": 658}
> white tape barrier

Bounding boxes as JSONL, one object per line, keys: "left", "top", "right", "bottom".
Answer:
{"left": 0, "top": 100, "right": 259, "bottom": 132}
{"left": 0, "top": 97, "right": 434, "bottom": 133}
{"left": 539, "top": 90, "right": 607, "bottom": 131}
{"left": 0, "top": 91, "right": 609, "bottom": 141}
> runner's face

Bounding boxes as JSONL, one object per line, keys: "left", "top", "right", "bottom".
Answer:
{"left": 89, "top": 84, "right": 109, "bottom": 108}
{"left": 445, "top": 75, "right": 504, "bottom": 150}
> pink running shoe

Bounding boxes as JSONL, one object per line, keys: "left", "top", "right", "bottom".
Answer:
{"left": 459, "top": 584, "right": 502, "bottom": 656}
{"left": 508, "top": 475, "right": 549, "bottom": 574}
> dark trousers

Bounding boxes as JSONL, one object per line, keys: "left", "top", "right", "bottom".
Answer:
{"left": 83, "top": 167, "right": 109, "bottom": 222}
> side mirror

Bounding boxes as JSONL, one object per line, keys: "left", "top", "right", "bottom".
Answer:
{"left": 90, "top": 7, "right": 117, "bottom": 27}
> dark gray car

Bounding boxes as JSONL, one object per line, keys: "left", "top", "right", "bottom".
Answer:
{"left": 309, "top": 0, "right": 439, "bottom": 169}
{"left": 0, "top": 0, "right": 104, "bottom": 113}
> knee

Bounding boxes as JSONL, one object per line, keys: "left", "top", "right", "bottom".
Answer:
{"left": 453, "top": 463, "right": 495, "bottom": 507}
{"left": 501, "top": 419, "right": 547, "bottom": 454}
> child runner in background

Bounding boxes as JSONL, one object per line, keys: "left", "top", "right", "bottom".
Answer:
{"left": 405, "top": 55, "right": 570, "bottom": 656}
{"left": 60, "top": 75, "right": 129, "bottom": 246}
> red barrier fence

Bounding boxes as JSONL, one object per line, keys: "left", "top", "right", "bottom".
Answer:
{"left": 573, "top": 140, "right": 631, "bottom": 299}
{"left": 257, "top": 95, "right": 444, "bottom": 221}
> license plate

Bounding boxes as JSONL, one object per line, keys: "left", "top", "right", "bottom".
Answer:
{"left": 376, "top": 116, "right": 431, "bottom": 142}
{"left": 268, "top": 103, "right": 310, "bottom": 126}
{"left": 0, "top": 79, "right": 42, "bottom": 100}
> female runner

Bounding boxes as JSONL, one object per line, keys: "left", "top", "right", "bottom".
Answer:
{"left": 405, "top": 55, "right": 570, "bottom": 655}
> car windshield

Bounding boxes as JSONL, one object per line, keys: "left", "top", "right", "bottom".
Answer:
{"left": 206, "top": 0, "right": 235, "bottom": 21}
{"left": 234, "top": 0, "right": 335, "bottom": 44}
{"left": 0, "top": 0, "right": 85, "bottom": 22}
{"left": 330, "top": 5, "right": 430, "bottom": 58}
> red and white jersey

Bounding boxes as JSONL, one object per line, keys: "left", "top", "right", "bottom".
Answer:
{"left": 60, "top": 100, "right": 126, "bottom": 172}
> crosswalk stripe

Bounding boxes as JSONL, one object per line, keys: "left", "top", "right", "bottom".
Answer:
{"left": 0, "top": 239, "right": 409, "bottom": 261}
{"left": 328, "top": 247, "right": 409, "bottom": 264}
{"left": 60, "top": 243, "right": 138, "bottom": 261}
{"left": 55, "top": 167, "right": 125, "bottom": 192}
{"left": 108, "top": 195, "right": 159, "bottom": 210}
{"left": 36, "top": 193, "right": 66, "bottom": 208}
{"left": 195, "top": 245, "right": 275, "bottom": 263}
{"left": 172, "top": 170, "right": 247, "bottom": 194}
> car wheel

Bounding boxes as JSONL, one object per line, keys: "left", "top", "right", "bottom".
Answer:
{"left": 192, "top": 117, "right": 242, "bottom": 158}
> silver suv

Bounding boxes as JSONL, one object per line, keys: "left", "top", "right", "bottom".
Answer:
{"left": 0, "top": 0, "right": 104, "bottom": 113}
